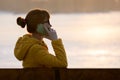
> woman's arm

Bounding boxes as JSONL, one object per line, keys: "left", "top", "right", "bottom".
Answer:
{"left": 33, "top": 39, "right": 68, "bottom": 68}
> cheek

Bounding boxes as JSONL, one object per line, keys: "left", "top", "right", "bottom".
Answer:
{"left": 43, "top": 23, "right": 47, "bottom": 27}
{"left": 44, "top": 23, "right": 51, "bottom": 28}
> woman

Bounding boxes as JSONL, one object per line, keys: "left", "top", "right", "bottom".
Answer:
{"left": 14, "top": 9, "right": 68, "bottom": 68}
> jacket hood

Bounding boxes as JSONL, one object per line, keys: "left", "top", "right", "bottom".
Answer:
{"left": 14, "top": 34, "right": 40, "bottom": 61}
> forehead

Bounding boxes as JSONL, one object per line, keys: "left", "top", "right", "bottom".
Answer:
{"left": 44, "top": 17, "right": 49, "bottom": 22}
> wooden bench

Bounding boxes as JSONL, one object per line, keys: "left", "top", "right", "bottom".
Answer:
{"left": 0, "top": 68, "right": 120, "bottom": 80}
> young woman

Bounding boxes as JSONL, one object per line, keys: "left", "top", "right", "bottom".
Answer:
{"left": 14, "top": 9, "right": 68, "bottom": 68}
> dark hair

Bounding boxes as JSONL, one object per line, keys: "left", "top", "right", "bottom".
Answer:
{"left": 16, "top": 9, "right": 50, "bottom": 33}
{"left": 17, "top": 17, "right": 26, "bottom": 28}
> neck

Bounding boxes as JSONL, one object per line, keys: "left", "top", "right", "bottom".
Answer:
{"left": 32, "top": 33, "right": 43, "bottom": 41}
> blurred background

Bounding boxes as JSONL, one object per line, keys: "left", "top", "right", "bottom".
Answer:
{"left": 0, "top": 0, "right": 120, "bottom": 68}
{"left": 0, "top": 0, "right": 120, "bottom": 13}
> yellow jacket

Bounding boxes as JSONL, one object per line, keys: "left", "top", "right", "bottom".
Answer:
{"left": 14, "top": 34, "right": 68, "bottom": 68}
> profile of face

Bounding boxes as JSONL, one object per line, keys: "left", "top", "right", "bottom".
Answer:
{"left": 41, "top": 12, "right": 51, "bottom": 28}
{"left": 43, "top": 20, "right": 52, "bottom": 31}
{"left": 36, "top": 18, "right": 52, "bottom": 36}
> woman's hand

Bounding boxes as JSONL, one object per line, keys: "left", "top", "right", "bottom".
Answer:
{"left": 44, "top": 26, "right": 58, "bottom": 40}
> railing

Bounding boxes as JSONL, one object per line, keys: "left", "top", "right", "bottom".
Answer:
{"left": 0, "top": 68, "right": 120, "bottom": 80}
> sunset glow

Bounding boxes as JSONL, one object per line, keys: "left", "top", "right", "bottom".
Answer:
{"left": 85, "top": 27, "right": 110, "bottom": 38}
{"left": 88, "top": 49, "right": 109, "bottom": 56}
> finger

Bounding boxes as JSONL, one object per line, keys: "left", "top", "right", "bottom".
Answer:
{"left": 44, "top": 26, "right": 50, "bottom": 33}
{"left": 48, "top": 28, "right": 54, "bottom": 32}
{"left": 52, "top": 29, "right": 56, "bottom": 33}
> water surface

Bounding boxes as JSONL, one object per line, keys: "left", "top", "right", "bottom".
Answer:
{"left": 0, "top": 11, "right": 120, "bottom": 68}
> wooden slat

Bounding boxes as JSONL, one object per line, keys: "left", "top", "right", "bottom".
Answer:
{"left": 0, "top": 69, "right": 120, "bottom": 80}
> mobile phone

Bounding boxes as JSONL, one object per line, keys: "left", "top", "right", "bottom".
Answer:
{"left": 37, "top": 24, "right": 48, "bottom": 35}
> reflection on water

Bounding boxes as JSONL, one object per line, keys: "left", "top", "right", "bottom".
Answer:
{"left": 0, "top": 11, "right": 120, "bottom": 68}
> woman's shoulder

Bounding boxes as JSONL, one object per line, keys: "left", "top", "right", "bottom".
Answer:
{"left": 30, "top": 42, "right": 48, "bottom": 51}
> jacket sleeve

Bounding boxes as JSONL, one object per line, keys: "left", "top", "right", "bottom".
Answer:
{"left": 33, "top": 39, "right": 68, "bottom": 68}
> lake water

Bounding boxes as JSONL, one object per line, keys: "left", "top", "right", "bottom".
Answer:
{"left": 0, "top": 11, "right": 120, "bottom": 68}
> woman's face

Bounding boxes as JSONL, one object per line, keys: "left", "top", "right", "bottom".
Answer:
{"left": 43, "top": 19, "right": 52, "bottom": 31}
{"left": 43, "top": 24, "right": 51, "bottom": 33}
